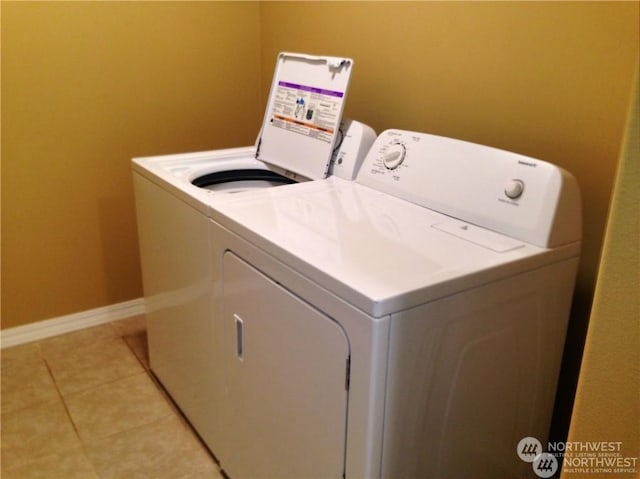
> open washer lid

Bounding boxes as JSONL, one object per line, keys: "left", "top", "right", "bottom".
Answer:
{"left": 256, "top": 52, "right": 354, "bottom": 180}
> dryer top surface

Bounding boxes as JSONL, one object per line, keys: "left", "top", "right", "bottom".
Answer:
{"left": 209, "top": 177, "right": 578, "bottom": 317}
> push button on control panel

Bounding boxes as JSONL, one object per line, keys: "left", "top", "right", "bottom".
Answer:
{"left": 504, "top": 179, "right": 525, "bottom": 199}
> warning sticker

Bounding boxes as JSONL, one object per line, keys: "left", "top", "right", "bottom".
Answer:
{"left": 269, "top": 81, "right": 344, "bottom": 143}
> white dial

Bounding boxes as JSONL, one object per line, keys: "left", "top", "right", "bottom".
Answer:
{"left": 382, "top": 143, "right": 406, "bottom": 170}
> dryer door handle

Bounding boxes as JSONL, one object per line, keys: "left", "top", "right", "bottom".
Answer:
{"left": 234, "top": 314, "right": 244, "bottom": 360}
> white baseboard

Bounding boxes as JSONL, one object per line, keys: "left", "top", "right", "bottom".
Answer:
{"left": 0, "top": 298, "right": 146, "bottom": 349}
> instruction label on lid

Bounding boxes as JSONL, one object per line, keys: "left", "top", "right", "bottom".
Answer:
{"left": 271, "top": 81, "right": 344, "bottom": 143}
{"left": 257, "top": 52, "right": 353, "bottom": 181}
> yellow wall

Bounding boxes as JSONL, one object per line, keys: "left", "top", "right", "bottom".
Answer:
{"left": 563, "top": 73, "right": 639, "bottom": 478}
{"left": 1, "top": 2, "right": 262, "bottom": 328}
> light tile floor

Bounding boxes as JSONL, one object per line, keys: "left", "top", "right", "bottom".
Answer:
{"left": 1, "top": 316, "right": 224, "bottom": 479}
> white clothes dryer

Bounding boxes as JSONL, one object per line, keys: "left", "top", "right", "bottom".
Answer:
{"left": 205, "top": 129, "right": 582, "bottom": 478}
{"left": 133, "top": 52, "right": 375, "bottom": 455}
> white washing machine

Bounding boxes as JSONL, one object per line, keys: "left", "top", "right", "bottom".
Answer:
{"left": 133, "top": 52, "right": 375, "bottom": 455}
{"left": 205, "top": 129, "right": 582, "bottom": 478}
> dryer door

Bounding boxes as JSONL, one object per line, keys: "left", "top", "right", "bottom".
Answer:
{"left": 219, "top": 251, "right": 350, "bottom": 479}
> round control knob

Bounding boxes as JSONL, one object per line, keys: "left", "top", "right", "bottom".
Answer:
{"left": 504, "top": 179, "right": 525, "bottom": 199}
{"left": 382, "top": 143, "right": 406, "bottom": 170}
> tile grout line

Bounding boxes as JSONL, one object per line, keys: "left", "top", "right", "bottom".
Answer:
{"left": 111, "top": 320, "right": 196, "bottom": 431}
{"left": 117, "top": 324, "right": 149, "bottom": 372}
{"left": 38, "top": 324, "right": 157, "bottom": 479}
{"left": 46, "top": 325, "right": 175, "bottom": 447}
{"left": 39, "top": 343, "right": 103, "bottom": 479}
{"left": 62, "top": 336, "right": 147, "bottom": 397}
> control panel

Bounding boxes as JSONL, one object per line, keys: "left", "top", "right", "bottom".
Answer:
{"left": 356, "top": 129, "right": 581, "bottom": 248}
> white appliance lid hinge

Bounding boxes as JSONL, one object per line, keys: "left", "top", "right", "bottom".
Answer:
{"left": 255, "top": 137, "right": 262, "bottom": 159}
